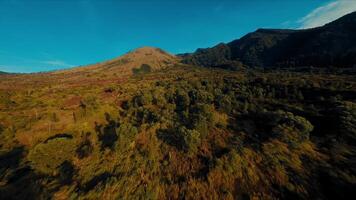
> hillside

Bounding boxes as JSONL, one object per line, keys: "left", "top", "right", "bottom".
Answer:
{"left": 182, "top": 12, "right": 356, "bottom": 69}
{"left": 1, "top": 56, "right": 356, "bottom": 199}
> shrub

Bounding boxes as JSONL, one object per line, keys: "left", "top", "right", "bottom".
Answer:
{"left": 212, "top": 111, "right": 228, "bottom": 128}
{"left": 133, "top": 92, "right": 153, "bottom": 107}
{"left": 76, "top": 137, "right": 93, "bottom": 159}
{"left": 188, "top": 104, "right": 214, "bottom": 136}
{"left": 152, "top": 89, "right": 167, "bottom": 106}
{"left": 28, "top": 138, "right": 77, "bottom": 175}
{"left": 137, "top": 108, "right": 160, "bottom": 124}
{"left": 189, "top": 89, "right": 214, "bottom": 104}
{"left": 117, "top": 122, "right": 138, "bottom": 141}
{"left": 178, "top": 126, "right": 201, "bottom": 155}
{"left": 132, "top": 64, "right": 152, "bottom": 75}
{"left": 140, "top": 64, "right": 152, "bottom": 73}
{"left": 175, "top": 89, "right": 190, "bottom": 111}
{"left": 215, "top": 95, "right": 232, "bottom": 113}
{"left": 271, "top": 112, "right": 313, "bottom": 144}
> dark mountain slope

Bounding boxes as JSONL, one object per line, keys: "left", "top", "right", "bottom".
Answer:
{"left": 182, "top": 11, "right": 356, "bottom": 69}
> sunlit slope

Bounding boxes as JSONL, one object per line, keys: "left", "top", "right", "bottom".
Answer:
{"left": 54, "top": 47, "right": 180, "bottom": 75}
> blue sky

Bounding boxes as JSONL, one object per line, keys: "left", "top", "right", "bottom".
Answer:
{"left": 0, "top": 0, "right": 355, "bottom": 73}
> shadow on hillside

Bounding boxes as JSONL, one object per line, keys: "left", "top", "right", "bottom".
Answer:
{"left": 96, "top": 113, "right": 119, "bottom": 150}
{"left": 80, "top": 172, "right": 115, "bottom": 192}
{"left": 156, "top": 129, "right": 185, "bottom": 151}
{"left": 0, "top": 147, "right": 53, "bottom": 200}
{"left": 0, "top": 147, "right": 24, "bottom": 173}
{"left": 44, "top": 133, "right": 73, "bottom": 143}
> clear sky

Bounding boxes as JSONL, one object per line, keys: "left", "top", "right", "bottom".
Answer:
{"left": 1, "top": 0, "right": 355, "bottom": 73}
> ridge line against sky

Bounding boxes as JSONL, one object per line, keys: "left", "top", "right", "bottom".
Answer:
{"left": 298, "top": 0, "right": 356, "bottom": 29}
{"left": 0, "top": 0, "right": 355, "bottom": 73}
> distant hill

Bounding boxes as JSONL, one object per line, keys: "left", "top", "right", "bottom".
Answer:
{"left": 0, "top": 71, "right": 8, "bottom": 75}
{"left": 92, "top": 46, "right": 179, "bottom": 72}
{"left": 0, "top": 47, "right": 180, "bottom": 89}
{"left": 182, "top": 11, "right": 356, "bottom": 69}
{"left": 54, "top": 47, "right": 179, "bottom": 75}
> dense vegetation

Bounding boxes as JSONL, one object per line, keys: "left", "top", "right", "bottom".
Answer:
{"left": 183, "top": 12, "right": 356, "bottom": 69}
{"left": 0, "top": 64, "right": 355, "bottom": 199}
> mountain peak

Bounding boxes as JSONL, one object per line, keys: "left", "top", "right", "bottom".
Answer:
{"left": 126, "top": 46, "right": 173, "bottom": 57}
{"left": 131, "top": 46, "right": 165, "bottom": 52}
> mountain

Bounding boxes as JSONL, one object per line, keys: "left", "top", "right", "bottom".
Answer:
{"left": 182, "top": 11, "right": 356, "bottom": 69}
{"left": 54, "top": 47, "right": 179, "bottom": 75}
{"left": 0, "top": 47, "right": 179, "bottom": 90}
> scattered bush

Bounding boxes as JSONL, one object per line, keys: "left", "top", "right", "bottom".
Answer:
{"left": 2, "top": 64, "right": 355, "bottom": 199}
{"left": 28, "top": 138, "right": 76, "bottom": 175}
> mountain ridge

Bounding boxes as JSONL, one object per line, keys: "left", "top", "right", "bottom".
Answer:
{"left": 182, "top": 11, "right": 356, "bottom": 69}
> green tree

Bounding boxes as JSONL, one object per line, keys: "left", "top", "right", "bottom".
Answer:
{"left": 175, "top": 89, "right": 190, "bottom": 111}
{"left": 178, "top": 126, "right": 201, "bottom": 155}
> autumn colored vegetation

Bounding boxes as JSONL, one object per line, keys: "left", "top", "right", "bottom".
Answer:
{"left": 0, "top": 64, "right": 355, "bottom": 199}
